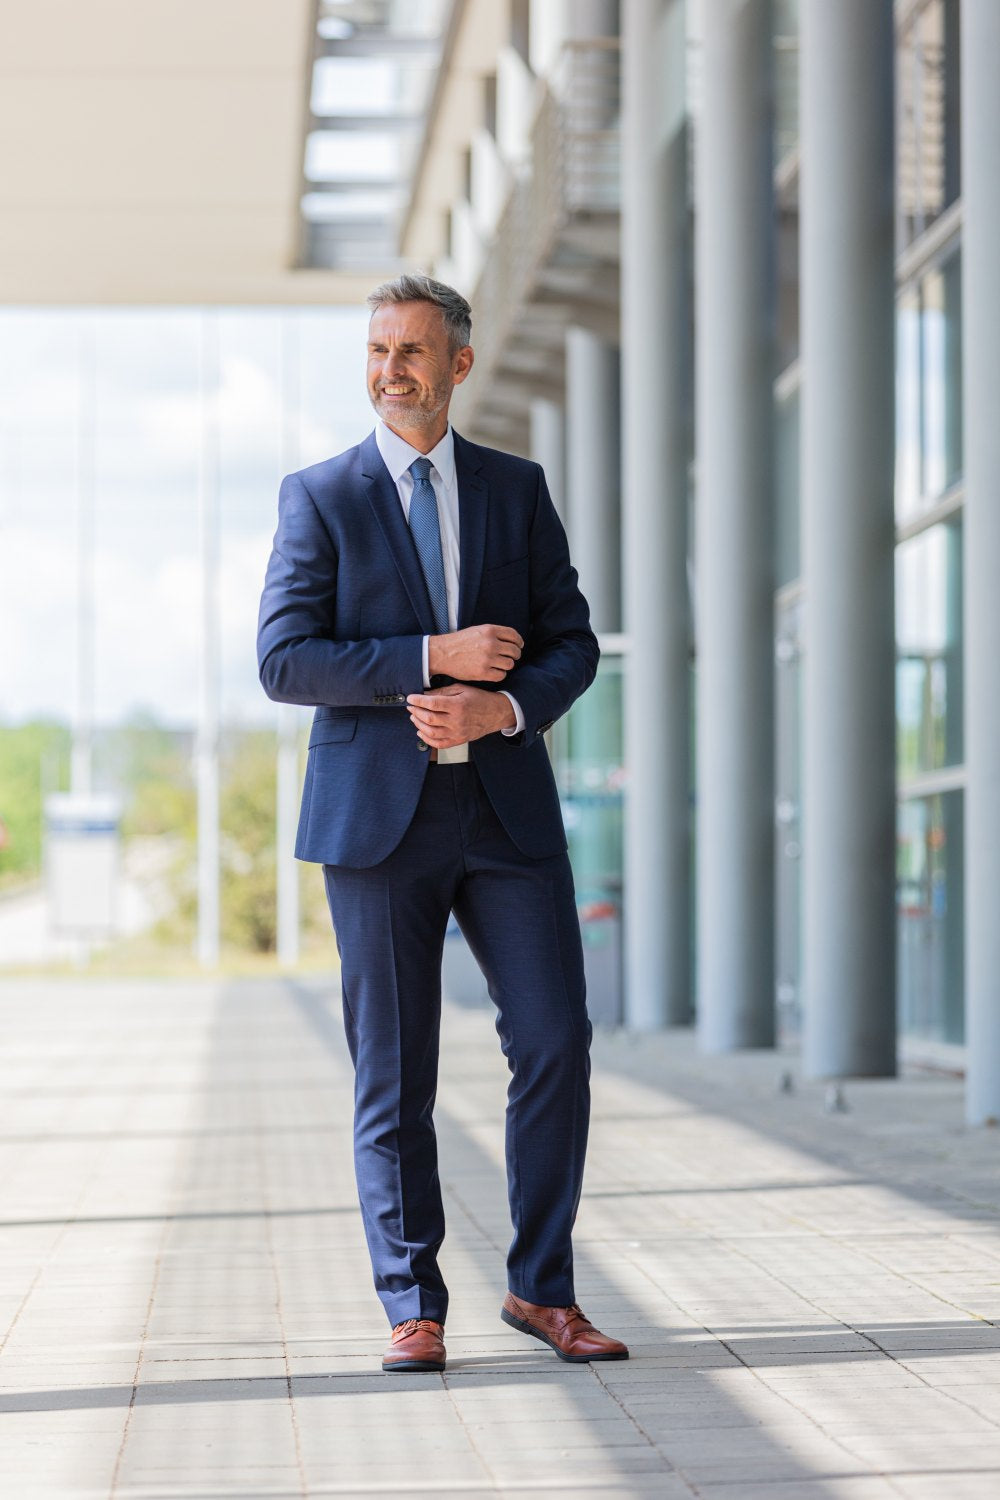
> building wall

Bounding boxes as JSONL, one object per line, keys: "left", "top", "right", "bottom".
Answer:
{"left": 408, "top": 0, "right": 976, "bottom": 1077}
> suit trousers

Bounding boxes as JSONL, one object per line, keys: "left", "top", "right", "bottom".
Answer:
{"left": 323, "top": 761, "right": 591, "bottom": 1328}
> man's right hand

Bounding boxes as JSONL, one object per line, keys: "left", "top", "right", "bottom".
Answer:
{"left": 427, "top": 624, "right": 523, "bottom": 683}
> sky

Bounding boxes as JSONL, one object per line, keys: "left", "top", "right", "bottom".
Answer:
{"left": 0, "top": 306, "right": 372, "bottom": 728}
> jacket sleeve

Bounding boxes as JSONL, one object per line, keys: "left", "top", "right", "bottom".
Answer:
{"left": 257, "top": 471, "right": 424, "bottom": 708}
{"left": 499, "top": 467, "right": 600, "bottom": 746}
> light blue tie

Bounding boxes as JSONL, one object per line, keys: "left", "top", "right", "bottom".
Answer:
{"left": 408, "top": 457, "right": 449, "bottom": 634}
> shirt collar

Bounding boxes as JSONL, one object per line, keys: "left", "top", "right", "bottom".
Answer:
{"left": 375, "top": 419, "right": 455, "bottom": 489}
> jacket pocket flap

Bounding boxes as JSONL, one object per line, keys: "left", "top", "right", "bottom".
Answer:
{"left": 309, "top": 717, "right": 358, "bottom": 747}
{"left": 483, "top": 554, "right": 529, "bottom": 581}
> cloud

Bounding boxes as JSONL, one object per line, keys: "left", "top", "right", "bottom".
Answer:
{"left": 2, "top": 523, "right": 279, "bottom": 726}
{"left": 0, "top": 306, "right": 373, "bottom": 726}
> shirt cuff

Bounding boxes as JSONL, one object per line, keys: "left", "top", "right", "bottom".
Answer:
{"left": 499, "top": 691, "right": 525, "bottom": 737}
{"left": 422, "top": 635, "right": 431, "bottom": 689}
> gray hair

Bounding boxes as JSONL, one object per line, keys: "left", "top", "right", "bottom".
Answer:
{"left": 366, "top": 273, "right": 472, "bottom": 351}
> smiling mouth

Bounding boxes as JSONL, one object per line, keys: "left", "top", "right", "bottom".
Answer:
{"left": 380, "top": 386, "right": 415, "bottom": 396}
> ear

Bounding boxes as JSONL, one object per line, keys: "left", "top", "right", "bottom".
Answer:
{"left": 451, "top": 345, "right": 474, "bottom": 387}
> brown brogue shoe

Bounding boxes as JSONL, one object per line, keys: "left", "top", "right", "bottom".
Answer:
{"left": 501, "top": 1293, "right": 629, "bottom": 1362}
{"left": 381, "top": 1318, "right": 446, "bottom": 1373}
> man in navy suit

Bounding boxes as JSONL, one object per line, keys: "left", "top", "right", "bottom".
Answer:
{"left": 258, "top": 274, "right": 627, "bottom": 1372}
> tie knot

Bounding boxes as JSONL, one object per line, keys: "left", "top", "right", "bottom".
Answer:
{"left": 410, "top": 456, "right": 432, "bottom": 482}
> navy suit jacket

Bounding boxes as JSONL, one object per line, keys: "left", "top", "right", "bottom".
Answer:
{"left": 257, "top": 429, "right": 599, "bottom": 867}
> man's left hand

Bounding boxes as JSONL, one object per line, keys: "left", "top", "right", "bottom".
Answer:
{"left": 406, "top": 684, "right": 516, "bottom": 748}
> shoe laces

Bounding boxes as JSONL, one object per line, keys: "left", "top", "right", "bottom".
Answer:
{"left": 394, "top": 1318, "right": 440, "bottom": 1337}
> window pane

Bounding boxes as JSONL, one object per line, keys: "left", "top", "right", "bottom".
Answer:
{"left": 897, "top": 0, "right": 961, "bottom": 250}
{"left": 896, "top": 518, "right": 963, "bottom": 778}
{"left": 895, "top": 288, "right": 922, "bottom": 522}
{"left": 895, "top": 247, "right": 962, "bottom": 521}
{"left": 554, "top": 656, "right": 624, "bottom": 1026}
{"left": 897, "top": 790, "right": 964, "bottom": 1044}
{"left": 921, "top": 251, "right": 963, "bottom": 499}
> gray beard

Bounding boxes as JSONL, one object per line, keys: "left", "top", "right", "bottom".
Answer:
{"left": 369, "top": 386, "right": 450, "bottom": 430}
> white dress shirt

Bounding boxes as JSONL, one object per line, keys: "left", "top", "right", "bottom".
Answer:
{"left": 374, "top": 421, "right": 524, "bottom": 763}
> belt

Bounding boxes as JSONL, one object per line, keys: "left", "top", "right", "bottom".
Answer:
{"left": 422, "top": 745, "right": 470, "bottom": 764}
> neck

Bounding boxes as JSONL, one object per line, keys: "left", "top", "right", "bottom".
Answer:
{"left": 383, "top": 413, "right": 450, "bottom": 453}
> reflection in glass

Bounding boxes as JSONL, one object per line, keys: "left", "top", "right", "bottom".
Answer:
{"left": 895, "top": 248, "right": 962, "bottom": 521}
{"left": 556, "top": 657, "right": 623, "bottom": 897}
{"left": 896, "top": 286, "right": 922, "bottom": 517}
{"left": 896, "top": 519, "right": 963, "bottom": 778}
{"left": 922, "top": 254, "right": 963, "bottom": 499}
{"left": 552, "top": 656, "right": 624, "bottom": 1024}
{"left": 897, "top": 0, "right": 961, "bottom": 250}
{"left": 897, "top": 791, "right": 964, "bottom": 1043}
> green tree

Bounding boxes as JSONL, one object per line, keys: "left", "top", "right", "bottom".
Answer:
{"left": 0, "top": 721, "right": 70, "bottom": 888}
{"left": 220, "top": 729, "right": 279, "bottom": 953}
{"left": 112, "top": 712, "right": 196, "bottom": 841}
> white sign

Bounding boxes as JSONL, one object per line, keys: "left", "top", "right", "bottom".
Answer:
{"left": 45, "top": 793, "right": 122, "bottom": 936}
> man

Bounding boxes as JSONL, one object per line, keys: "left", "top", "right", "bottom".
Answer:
{"left": 258, "top": 274, "right": 627, "bottom": 1373}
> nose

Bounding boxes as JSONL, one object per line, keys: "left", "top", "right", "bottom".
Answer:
{"left": 382, "top": 346, "right": 406, "bottom": 378}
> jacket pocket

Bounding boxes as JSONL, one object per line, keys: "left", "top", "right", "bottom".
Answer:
{"left": 309, "top": 717, "right": 358, "bottom": 747}
{"left": 483, "top": 554, "right": 529, "bottom": 583}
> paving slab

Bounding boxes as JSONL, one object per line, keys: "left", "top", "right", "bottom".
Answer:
{"left": 2, "top": 976, "right": 1000, "bottom": 1498}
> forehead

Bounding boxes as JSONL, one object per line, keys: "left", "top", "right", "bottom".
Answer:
{"left": 368, "top": 300, "right": 448, "bottom": 344}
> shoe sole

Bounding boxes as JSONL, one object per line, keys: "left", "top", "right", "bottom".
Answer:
{"left": 382, "top": 1358, "right": 445, "bottom": 1373}
{"left": 500, "top": 1306, "right": 629, "bottom": 1362}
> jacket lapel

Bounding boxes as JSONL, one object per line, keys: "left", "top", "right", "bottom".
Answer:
{"left": 454, "top": 432, "right": 488, "bottom": 628}
{"left": 360, "top": 431, "right": 436, "bottom": 633}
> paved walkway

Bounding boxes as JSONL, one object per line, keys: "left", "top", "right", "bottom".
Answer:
{"left": 2, "top": 975, "right": 1000, "bottom": 1498}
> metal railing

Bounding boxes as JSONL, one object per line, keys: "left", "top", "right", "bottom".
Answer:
{"left": 462, "top": 39, "right": 621, "bottom": 415}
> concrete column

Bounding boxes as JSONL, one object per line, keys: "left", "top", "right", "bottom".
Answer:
{"left": 196, "top": 313, "right": 221, "bottom": 968}
{"left": 529, "top": 396, "right": 566, "bottom": 523}
{"left": 962, "top": 0, "right": 1000, "bottom": 1124}
{"left": 574, "top": 0, "right": 619, "bottom": 34}
{"left": 621, "top": 0, "right": 691, "bottom": 1028}
{"left": 276, "top": 705, "right": 300, "bottom": 967}
{"left": 71, "top": 321, "right": 97, "bottom": 797}
{"left": 800, "top": 0, "right": 896, "bottom": 1077}
{"left": 566, "top": 326, "right": 620, "bottom": 634}
{"left": 277, "top": 318, "right": 301, "bottom": 967}
{"left": 695, "top": 0, "right": 776, "bottom": 1052}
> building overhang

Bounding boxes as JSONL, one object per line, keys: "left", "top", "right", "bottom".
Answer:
{"left": 0, "top": 0, "right": 397, "bottom": 305}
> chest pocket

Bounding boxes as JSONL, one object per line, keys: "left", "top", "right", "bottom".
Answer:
{"left": 476, "top": 555, "right": 529, "bottom": 623}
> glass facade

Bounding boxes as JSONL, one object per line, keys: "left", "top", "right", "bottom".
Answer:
{"left": 897, "top": 791, "right": 964, "bottom": 1044}
{"left": 895, "top": 516, "right": 964, "bottom": 1048}
{"left": 896, "top": 519, "right": 963, "bottom": 778}
{"left": 561, "top": 0, "right": 971, "bottom": 1055}
{"left": 553, "top": 656, "right": 624, "bottom": 1025}
{"left": 893, "top": 5, "right": 965, "bottom": 1062}
{"left": 897, "top": 0, "right": 961, "bottom": 251}
{"left": 896, "top": 247, "right": 963, "bottom": 522}
{"left": 0, "top": 307, "right": 370, "bottom": 727}
{"left": 557, "top": 657, "right": 624, "bottom": 902}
